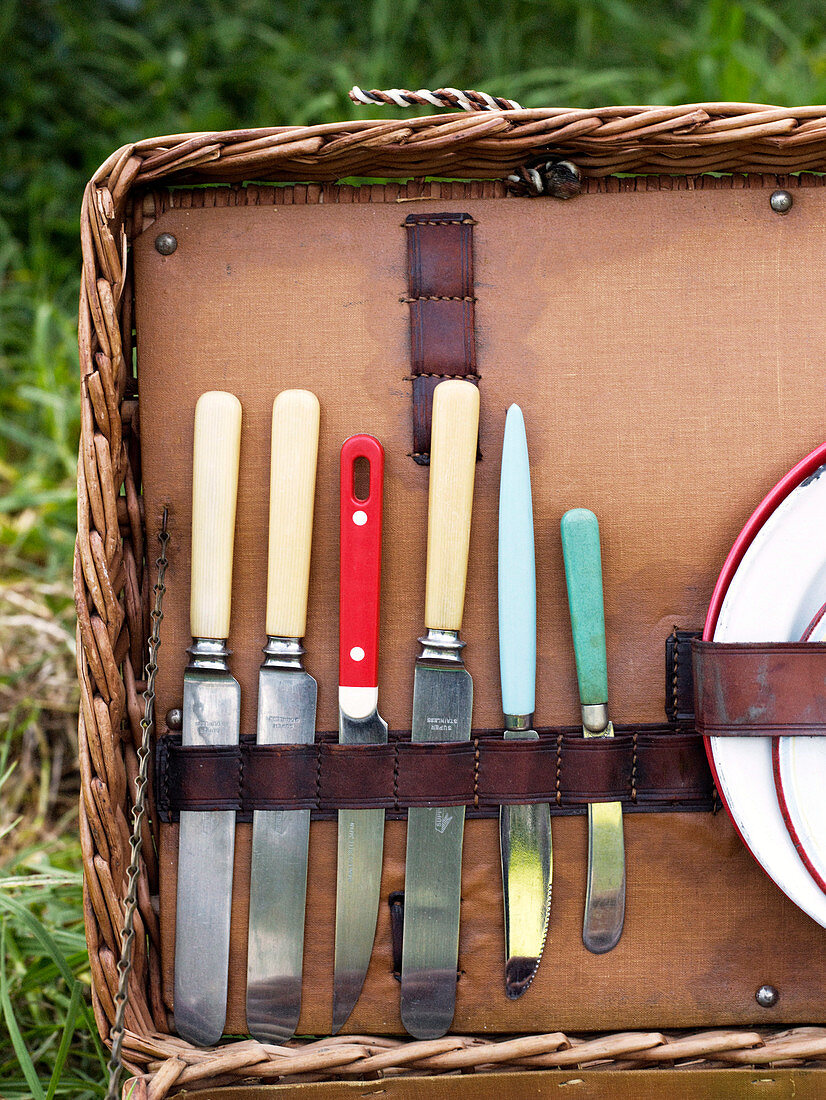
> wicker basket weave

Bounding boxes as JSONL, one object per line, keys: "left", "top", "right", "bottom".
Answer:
{"left": 76, "top": 101, "right": 826, "bottom": 1098}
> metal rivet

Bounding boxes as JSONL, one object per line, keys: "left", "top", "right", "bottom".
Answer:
{"left": 155, "top": 232, "right": 178, "bottom": 255}
{"left": 166, "top": 707, "right": 183, "bottom": 731}
{"left": 756, "top": 984, "right": 779, "bottom": 1008}
{"left": 770, "top": 190, "right": 793, "bottom": 214}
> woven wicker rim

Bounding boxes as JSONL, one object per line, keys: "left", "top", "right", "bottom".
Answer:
{"left": 76, "top": 105, "right": 826, "bottom": 1098}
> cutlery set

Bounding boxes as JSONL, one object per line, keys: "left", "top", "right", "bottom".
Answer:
{"left": 174, "top": 382, "right": 626, "bottom": 1047}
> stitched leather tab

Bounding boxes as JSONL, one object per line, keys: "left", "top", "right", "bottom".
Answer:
{"left": 395, "top": 741, "right": 478, "bottom": 807}
{"left": 319, "top": 743, "right": 396, "bottom": 810}
{"left": 693, "top": 639, "right": 826, "bottom": 735}
{"left": 405, "top": 212, "right": 477, "bottom": 463}
{"left": 167, "top": 744, "right": 242, "bottom": 812}
{"left": 242, "top": 743, "right": 317, "bottom": 808}
{"left": 666, "top": 629, "right": 701, "bottom": 722}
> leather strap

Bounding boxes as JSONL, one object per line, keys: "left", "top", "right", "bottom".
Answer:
{"left": 156, "top": 725, "right": 714, "bottom": 822}
{"left": 693, "top": 639, "right": 826, "bottom": 735}
{"left": 405, "top": 213, "right": 477, "bottom": 463}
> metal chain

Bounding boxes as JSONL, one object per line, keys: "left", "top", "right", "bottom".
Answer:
{"left": 105, "top": 509, "right": 170, "bottom": 1100}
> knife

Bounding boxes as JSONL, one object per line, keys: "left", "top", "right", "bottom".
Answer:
{"left": 174, "top": 390, "right": 242, "bottom": 1047}
{"left": 332, "top": 434, "right": 388, "bottom": 1034}
{"left": 498, "top": 404, "right": 552, "bottom": 998}
{"left": 246, "top": 389, "right": 320, "bottom": 1042}
{"left": 560, "top": 507, "right": 626, "bottom": 954}
{"left": 400, "top": 378, "right": 480, "bottom": 1040}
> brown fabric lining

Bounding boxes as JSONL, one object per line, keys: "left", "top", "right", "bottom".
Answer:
{"left": 132, "top": 176, "right": 826, "bottom": 1039}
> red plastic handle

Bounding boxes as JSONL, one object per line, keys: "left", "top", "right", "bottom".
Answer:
{"left": 339, "top": 435, "right": 384, "bottom": 689}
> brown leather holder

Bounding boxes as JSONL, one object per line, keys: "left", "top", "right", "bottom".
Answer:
{"left": 693, "top": 639, "right": 826, "bottom": 735}
{"left": 155, "top": 724, "right": 714, "bottom": 822}
{"left": 405, "top": 212, "right": 477, "bottom": 463}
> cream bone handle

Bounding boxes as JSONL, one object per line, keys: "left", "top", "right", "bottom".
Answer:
{"left": 266, "top": 389, "right": 321, "bottom": 639}
{"left": 424, "top": 380, "right": 481, "bottom": 632}
{"left": 190, "top": 391, "right": 243, "bottom": 640}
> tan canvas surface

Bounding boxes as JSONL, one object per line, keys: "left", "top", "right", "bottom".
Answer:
{"left": 133, "top": 181, "right": 826, "bottom": 1036}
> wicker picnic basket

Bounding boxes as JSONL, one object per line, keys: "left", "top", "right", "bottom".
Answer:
{"left": 76, "top": 98, "right": 826, "bottom": 1098}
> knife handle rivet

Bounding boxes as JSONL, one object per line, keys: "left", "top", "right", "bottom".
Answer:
{"left": 349, "top": 646, "right": 365, "bottom": 662}
{"left": 756, "top": 984, "right": 779, "bottom": 1008}
{"left": 352, "top": 510, "right": 368, "bottom": 526}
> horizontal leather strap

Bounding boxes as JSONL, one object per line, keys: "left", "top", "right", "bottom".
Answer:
{"left": 156, "top": 725, "right": 714, "bottom": 822}
{"left": 693, "top": 639, "right": 826, "bottom": 735}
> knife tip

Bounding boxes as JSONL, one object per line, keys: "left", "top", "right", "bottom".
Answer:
{"left": 504, "top": 956, "right": 540, "bottom": 1000}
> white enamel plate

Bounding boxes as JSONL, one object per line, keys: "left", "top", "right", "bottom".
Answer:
{"left": 710, "top": 461, "right": 826, "bottom": 926}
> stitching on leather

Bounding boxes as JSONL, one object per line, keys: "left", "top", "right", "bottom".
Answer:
{"left": 238, "top": 740, "right": 245, "bottom": 808}
{"left": 671, "top": 626, "right": 680, "bottom": 720}
{"left": 402, "top": 218, "right": 477, "bottom": 227}
{"left": 473, "top": 738, "right": 480, "bottom": 809}
{"left": 315, "top": 742, "right": 322, "bottom": 811}
{"left": 631, "top": 731, "right": 638, "bottom": 803}
{"left": 393, "top": 742, "right": 399, "bottom": 813}
{"left": 404, "top": 373, "right": 482, "bottom": 381}
{"left": 555, "top": 733, "right": 563, "bottom": 805}
{"left": 400, "top": 295, "right": 477, "bottom": 303}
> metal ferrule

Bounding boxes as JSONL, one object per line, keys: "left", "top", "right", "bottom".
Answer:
{"left": 262, "top": 636, "right": 306, "bottom": 671}
{"left": 581, "top": 702, "right": 610, "bottom": 734}
{"left": 504, "top": 713, "right": 534, "bottom": 733}
{"left": 186, "top": 637, "right": 231, "bottom": 673}
{"left": 417, "top": 628, "right": 466, "bottom": 665}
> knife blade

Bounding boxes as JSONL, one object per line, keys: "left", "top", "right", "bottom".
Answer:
{"left": 332, "top": 434, "right": 388, "bottom": 1035}
{"left": 246, "top": 389, "right": 320, "bottom": 1043}
{"left": 174, "top": 390, "right": 242, "bottom": 1047}
{"left": 498, "top": 404, "right": 552, "bottom": 998}
{"left": 560, "top": 507, "right": 626, "bottom": 954}
{"left": 400, "top": 378, "right": 480, "bottom": 1040}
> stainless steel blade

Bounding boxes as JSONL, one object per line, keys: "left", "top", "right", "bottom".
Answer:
{"left": 582, "top": 719, "right": 625, "bottom": 954}
{"left": 500, "top": 731, "right": 552, "bottom": 999}
{"left": 174, "top": 647, "right": 240, "bottom": 1047}
{"left": 332, "top": 708, "right": 389, "bottom": 1035}
{"left": 246, "top": 647, "right": 317, "bottom": 1043}
{"left": 401, "top": 648, "right": 472, "bottom": 1040}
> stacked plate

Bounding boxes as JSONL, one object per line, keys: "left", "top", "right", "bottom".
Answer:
{"left": 705, "top": 442, "right": 826, "bottom": 927}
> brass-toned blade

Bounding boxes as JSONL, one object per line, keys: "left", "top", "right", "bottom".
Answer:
{"left": 500, "top": 790, "right": 552, "bottom": 999}
{"left": 582, "top": 720, "right": 625, "bottom": 954}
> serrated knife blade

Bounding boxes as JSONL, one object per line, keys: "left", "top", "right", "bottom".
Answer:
{"left": 498, "top": 404, "right": 551, "bottom": 998}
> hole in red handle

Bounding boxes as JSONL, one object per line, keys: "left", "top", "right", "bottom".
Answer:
{"left": 353, "top": 456, "right": 370, "bottom": 502}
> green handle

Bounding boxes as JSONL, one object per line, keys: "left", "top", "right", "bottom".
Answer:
{"left": 560, "top": 508, "right": 609, "bottom": 706}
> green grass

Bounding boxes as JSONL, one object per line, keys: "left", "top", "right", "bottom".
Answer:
{"left": 3, "top": 0, "right": 826, "bottom": 1092}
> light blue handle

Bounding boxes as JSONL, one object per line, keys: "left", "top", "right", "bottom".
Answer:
{"left": 498, "top": 405, "right": 536, "bottom": 717}
{"left": 560, "top": 508, "right": 609, "bottom": 706}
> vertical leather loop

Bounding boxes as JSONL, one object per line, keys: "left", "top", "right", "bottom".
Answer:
{"left": 404, "top": 213, "right": 478, "bottom": 463}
